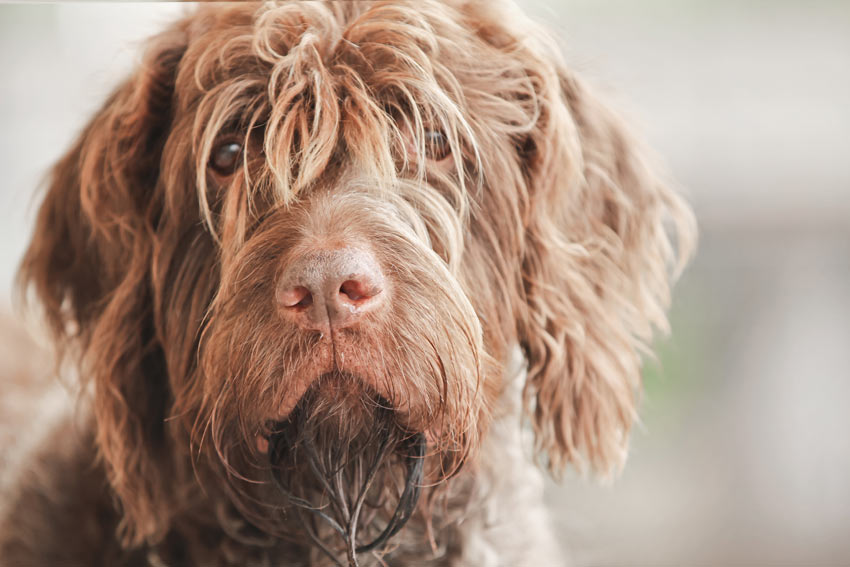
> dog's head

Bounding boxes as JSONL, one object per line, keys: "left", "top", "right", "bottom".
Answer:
{"left": 20, "top": 0, "right": 694, "bottom": 554}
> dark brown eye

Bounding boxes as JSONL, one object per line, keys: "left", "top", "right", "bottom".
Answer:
{"left": 424, "top": 130, "right": 451, "bottom": 161}
{"left": 209, "top": 140, "right": 243, "bottom": 175}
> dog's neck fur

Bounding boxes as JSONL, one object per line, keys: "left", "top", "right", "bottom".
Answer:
{"left": 0, "top": 353, "right": 563, "bottom": 566}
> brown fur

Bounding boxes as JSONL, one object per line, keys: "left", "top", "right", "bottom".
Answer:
{"left": 1, "top": 1, "right": 694, "bottom": 565}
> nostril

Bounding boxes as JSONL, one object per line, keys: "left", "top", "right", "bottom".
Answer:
{"left": 280, "top": 286, "right": 313, "bottom": 310}
{"left": 339, "top": 279, "right": 380, "bottom": 303}
{"left": 278, "top": 248, "right": 386, "bottom": 330}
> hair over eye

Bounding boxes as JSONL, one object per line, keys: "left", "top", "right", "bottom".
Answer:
{"left": 423, "top": 129, "right": 451, "bottom": 161}
{"left": 403, "top": 126, "right": 452, "bottom": 164}
{"left": 209, "top": 139, "right": 243, "bottom": 176}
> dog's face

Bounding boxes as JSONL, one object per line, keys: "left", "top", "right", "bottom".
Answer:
{"left": 21, "top": 0, "right": 693, "bottom": 552}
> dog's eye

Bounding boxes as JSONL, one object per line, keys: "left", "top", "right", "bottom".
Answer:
{"left": 210, "top": 140, "right": 243, "bottom": 176}
{"left": 423, "top": 130, "right": 451, "bottom": 161}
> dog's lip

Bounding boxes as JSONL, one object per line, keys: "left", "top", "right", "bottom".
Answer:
{"left": 268, "top": 369, "right": 413, "bottom": 425}
{"left": 255, "top": 371, "right": 419, "bottom": 454}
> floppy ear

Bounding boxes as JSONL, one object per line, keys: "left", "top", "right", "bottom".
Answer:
{"left": 19, "top": 27, "right": 188, "bottom": 546}
{"left": 516, "top": 48, "right": 696, "bottom": 475}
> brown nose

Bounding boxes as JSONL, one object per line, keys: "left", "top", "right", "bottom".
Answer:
{"left": 277, "top": 247, "right": 386, "bottom": 332}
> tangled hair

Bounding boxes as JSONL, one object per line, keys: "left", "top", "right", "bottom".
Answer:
{"left": 18, "top": 0, "right": 694, "bottom": 557}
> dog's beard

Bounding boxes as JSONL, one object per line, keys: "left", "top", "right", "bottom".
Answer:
{"left": 266, "top": 375, "right": 426, "bottom": 566}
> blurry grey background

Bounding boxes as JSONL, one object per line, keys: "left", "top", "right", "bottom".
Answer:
{"left": 1, "top": 2, "right": 848, "bottom": 565}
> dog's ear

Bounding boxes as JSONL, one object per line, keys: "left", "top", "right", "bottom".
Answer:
{"left": 19, "top": 26, "right": 188, "bottom": 546}
{"left": 515, "top": 46, "right": 696, "bottom": 476}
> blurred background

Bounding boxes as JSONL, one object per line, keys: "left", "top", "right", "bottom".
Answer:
{"left": 1, "top": 2, "right": 848, "bottom": 565}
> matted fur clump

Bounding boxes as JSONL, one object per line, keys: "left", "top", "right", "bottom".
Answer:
{"left": 0, "top": 1, "right": 694, "bottom": 566}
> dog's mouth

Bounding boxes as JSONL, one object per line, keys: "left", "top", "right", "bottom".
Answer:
{"left": 265, "top": 378, "right": 426, "bottom": 566}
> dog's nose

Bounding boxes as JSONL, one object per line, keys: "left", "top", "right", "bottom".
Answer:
{"left": 277, "top": 247, "right": 386, "bottom": 332}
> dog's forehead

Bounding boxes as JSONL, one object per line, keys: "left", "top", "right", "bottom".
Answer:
{"left": 150, "top": 0, "right": 557, "bottom": 212}
{"left": 160, "top": 0, "right": 545, "bottom": 206}
{"left": 173, "top": 1, "right": 515, "bottom": 106}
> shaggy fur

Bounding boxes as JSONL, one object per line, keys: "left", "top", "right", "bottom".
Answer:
{"left": 0, "top": 1, "right": 694, "bottom": 565}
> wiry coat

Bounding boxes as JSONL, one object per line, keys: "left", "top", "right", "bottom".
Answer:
{"left": 0, "top": 1, "right": 694, "bottom": 565}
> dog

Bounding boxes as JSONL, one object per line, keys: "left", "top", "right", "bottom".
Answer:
{"left": 0, "top": 1, "right": 694, "bottom": 565}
